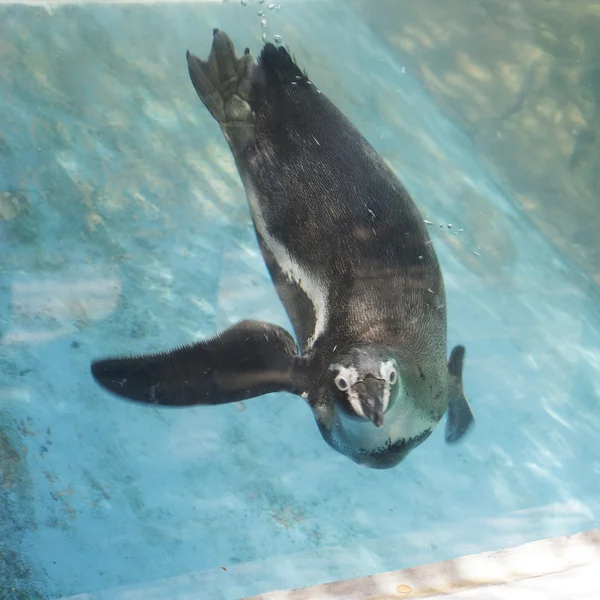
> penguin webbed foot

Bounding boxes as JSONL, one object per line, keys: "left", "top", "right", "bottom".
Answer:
{"left": 186, "top": 49, "right": 226, "bottom": 122}
{"left": 186, "top": 29, "right": 255, "bottom": 127}
{"left": 444, "top": 344, "right": 475, "bottom": 444}
{"left": 90, "top": 320, "right": 308, "bottom": 407}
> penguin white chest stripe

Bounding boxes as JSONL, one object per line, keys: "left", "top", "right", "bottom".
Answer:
{"left": 245, "top": 183, "right": 329, "bottom": 348}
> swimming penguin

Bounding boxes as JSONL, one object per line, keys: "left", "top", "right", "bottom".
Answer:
{"left": 90, "top": 29, "right": 474, "bottom": 469}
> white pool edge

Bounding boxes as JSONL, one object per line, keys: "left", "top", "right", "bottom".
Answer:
{"left": 244, "top": 528, "right": 600, "bottom": 599}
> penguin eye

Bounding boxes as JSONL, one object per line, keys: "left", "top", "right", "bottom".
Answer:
{"left": 388, "top": 369, "right": 397, "bottom": 385}
{"left": 335, "top": 375, "right": 349, "bottom": 391}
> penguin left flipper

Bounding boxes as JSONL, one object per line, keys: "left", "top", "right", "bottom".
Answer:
{"left": 90, "top": 320, "right": 309, "bottom": 407}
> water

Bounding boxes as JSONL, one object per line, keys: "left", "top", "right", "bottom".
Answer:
{"left": 1, "top": 1, "right": 599, "bottom": 598}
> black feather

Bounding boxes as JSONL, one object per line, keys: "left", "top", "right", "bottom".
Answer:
{"left": 257, "top": 43, "right": 310, "bottom": 86}
{"left": 90, "top": 320, "right": 309, "bottom": 407}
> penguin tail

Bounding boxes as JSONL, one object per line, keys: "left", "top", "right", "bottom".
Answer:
{"left": 257, "top": 42, "right": 308, "bottom": 86}
{"left": 186, "top": 29, "right": 256, "bottom": 153}
{"left": 90, "top": 320, "right": 309, "bottom": 407}
{"left": 444, "top": 345, "right": 475, "bottom": 444}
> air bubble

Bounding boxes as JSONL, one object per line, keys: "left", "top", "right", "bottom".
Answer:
{"left": 261, "top": 18, "right": 268, "bottom": 27}
{"left": 268, "top": 2, "right": 277, "bottom": 8}
{"left": 262, "top": 32, "right": 267, "bottom": 42}
{"left": 241, "top": 0, "right": 247, "bottom": 4}
{"left": 274, "top": 34, "right": 283, "bottom": 43}
{"left": 258, "top": 10, "right": 264, "bottom": 16}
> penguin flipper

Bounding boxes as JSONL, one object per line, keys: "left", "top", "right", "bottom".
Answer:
{"left": 444, "top": 345, "right": 475, "bottom": 444}
{"left": 90, "top": 320, "right": 308, "bottom": 407}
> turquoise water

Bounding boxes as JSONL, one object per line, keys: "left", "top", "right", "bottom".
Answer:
{"left": 1, "top": 1, "right": 600, "bottom": 599}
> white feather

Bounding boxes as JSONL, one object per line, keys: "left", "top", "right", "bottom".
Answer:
{"left": 245, "top": 183, "right": 328, "bottom": 349}
{"left": 329, "top": 365, "right": 363, "bottom": 417}
{"left": 380, "top": 359, "right": 397, "bottom": 413}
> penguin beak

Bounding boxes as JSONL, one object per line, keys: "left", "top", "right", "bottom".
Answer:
{"left": 355, "top": 377, "right": 385, "bottom": 427}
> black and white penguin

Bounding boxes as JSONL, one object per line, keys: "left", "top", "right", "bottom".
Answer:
{"left": 90, "top": 29, "right": 474, "bottom": 469}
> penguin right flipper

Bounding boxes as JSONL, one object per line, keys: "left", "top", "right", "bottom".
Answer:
{"left": 444, "top": 345, "right": 475, "bottom": 444}
{"left": 90, "top": 320, "right": 309, "bottom": 407}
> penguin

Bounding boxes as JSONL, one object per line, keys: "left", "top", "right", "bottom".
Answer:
{"left": 90, "top": 29, "right": 474, "bottom": 469}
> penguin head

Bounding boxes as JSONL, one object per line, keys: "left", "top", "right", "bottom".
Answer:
{"left": 328, "top": 345, "right": 399, "bottom": 427}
